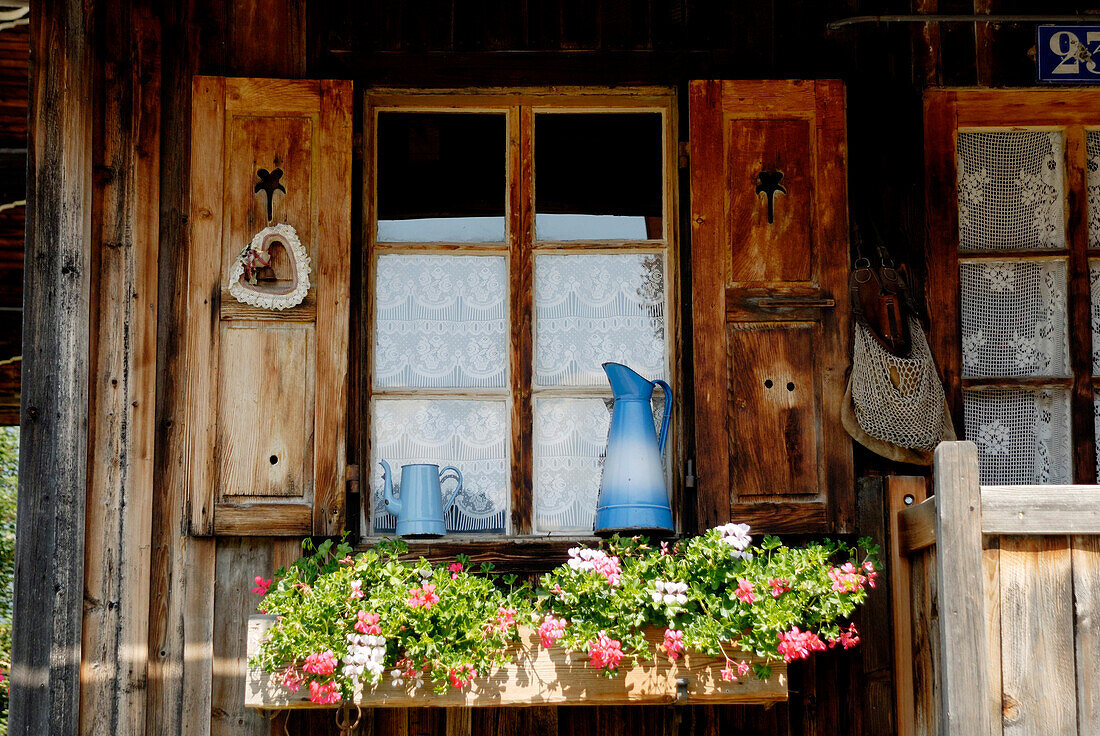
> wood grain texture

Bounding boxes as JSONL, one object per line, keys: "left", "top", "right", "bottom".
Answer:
{"left": 688, "top": 80, "right": 851, "bottom": 534}
{"left": 898, "top": 496, "right": 936, "bottom": 554}
{"left": 980, "top": 486, "right": 1100, "bottom": 534}
{"left": 146, "top": 1, "right": 218, "bottom": 732}
{"left": 509, "top": 104, "right": 534, "bottom": 535}
{"left": 246, "top": 616, "right": 788, "bottom": 708}
{"left": 1064, "top": 126, "right": 1096, "bottom": 484}
{"left": 982, "top": 537, "right": 1002, "bottom": 736}
{"left": 932, "top": 441, "right": 991, "bottom": 736}
{"left": 1072, "top": 535, "right": 1100, "bottom": 736}
{"left": 999, "top": 535, "right": 1076, "bottom": 736}
{"left": 922, "top": 90, "right": 961, "bottom": 434}
{"left": 11, "top": 0, "right": 94, "bottom": 734}
{"left": 80, "top": 6, "right": 161, "bottom": 736}
{"left": 887, "top": 476, "right": 929, "bottom": 736}
{"left": 186, "top": 75, "right": 351, "bottom": 536}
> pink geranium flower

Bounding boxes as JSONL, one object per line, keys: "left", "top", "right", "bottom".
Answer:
{"left": 829, "top": 623, "right": 861, "bottom": 650}
{"left": 538, "top": 615, "right": 567, "bottom": 647}
{"left": 251, "top": 576, "right": 271, "bottom": 595}
{"left": 407, "top": 583, "right": 440, "bottom": 609}
{"left": 348, "top": 580, "right": 364, "bottom": 600}
{"left": 734, "top": 579, "right": 756, "bottom": 604}
{"left": 776, "top": 627, "right": 827, "bottom": 662}
{"left": 587, "top": 633, "right": 624, "bottom": 671}
{"left": 448, "top": 562, "right": 463, "bottom": 579}
{"left": 662, "top": 628, "right": 685, "bottom": 660}
{"left": 308, "top": 679, "right": 341, "bottom": 705}
{"left": 769, "top": 578, "right": 790, "bottom": 598}
{"left": 281, "top": 667, "right": 305, "bottom": 693}
{"left": 720, "top": 663, "right": 736, "bottom": 681}
{"left": 302, "top": 650, "right": 337, "bottom": 675}
{"left": 828, "top": 563, "right": 866, "bottom": 594}
{"left": 355, "top": 611, "right": 382, "bottom": 635}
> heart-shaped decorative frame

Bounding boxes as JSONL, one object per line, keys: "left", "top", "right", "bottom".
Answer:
{"left": 227, "top": 223, "right": 312, "bottom": 310}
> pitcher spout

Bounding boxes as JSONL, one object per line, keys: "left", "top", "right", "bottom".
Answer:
{"left": 380, "top": 459, "right": 401, "bottom": 517}
{"left": 602, "top": 362, "right": 655, "bottom": 400}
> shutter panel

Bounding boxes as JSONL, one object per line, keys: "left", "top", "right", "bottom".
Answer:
{"left": 689, "top": 80, "right": 853, "bottom": 534}
{"left": 185, "top": 77, "right": 352, "bottom": 536}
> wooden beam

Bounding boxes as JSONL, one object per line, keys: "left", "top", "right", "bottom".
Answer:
{"left": 245, "top": 616, "right": 789, "bottom": 708}
{"left": 932, "top": 441, "right": 992, "bottom": 736}
{"left": 79, "top": 5, "right": 161, "bottom": 736}
{"left": 898, "top": 495, "right": 936, "bottom": 554}
{"left": 980, "top": 486, "right": 1100, "bottom": 535}
{"left": 11, "top": 0, "right": 94, "bottom": 733}
{"left": 887, "top": 476, "right": 929, "bottom": 736}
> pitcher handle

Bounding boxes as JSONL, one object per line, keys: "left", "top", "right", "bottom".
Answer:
{"left": 438, "top": 466, "right": 463, "bottom": 512}
{"left": 652, "top": 379, "right": 673, "bottom": 456}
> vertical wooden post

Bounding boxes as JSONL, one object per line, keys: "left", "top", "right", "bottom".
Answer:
{"left": 12, "top": 0, "right": 95, "bottom": 734}
{"left": 887, "top": 475, "right": 929, "bottom": 736}
{"left": 933, "top": 441, "right": 992, "bottom": 736}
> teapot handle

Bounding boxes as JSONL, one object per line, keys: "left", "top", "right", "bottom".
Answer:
{"left": 652, "top": 379, "right": 673, "bottom": 456}
{"left": 438, "top": 466, "right": 463, "bottom": 513}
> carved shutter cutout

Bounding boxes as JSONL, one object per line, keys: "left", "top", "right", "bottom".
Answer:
{"left": 186, "top": 77, "right": 352, "bottom": 536}
{"left": 689, "top": 80, "right": 853, "bottom": 534}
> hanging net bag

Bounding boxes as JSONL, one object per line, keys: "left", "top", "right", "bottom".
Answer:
{"left": 842, "top": 252, "right": 955, "bottom": 464}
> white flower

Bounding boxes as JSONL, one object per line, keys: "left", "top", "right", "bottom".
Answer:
{"left": 715, "top": 523, "right": 752, "bottom": 551}
{"left": 418, "top": 567, "right": 432, "bottom": 580}
{"left": 390, "top": 669, "right": 405, "bottom": 687}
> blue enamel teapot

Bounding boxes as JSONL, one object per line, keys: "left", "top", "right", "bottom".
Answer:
{"left": 593, "top": 362, "right": 674, "bottom": 535}
{"left": 379, "top": 460, "right": 463, "bottom": 538}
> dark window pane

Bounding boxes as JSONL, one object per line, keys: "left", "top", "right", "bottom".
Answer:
{"left": 377, "top": 112, "right": 506, "bottom": 242}
{"left": 535, "top": 113, "right": 663, "bottom": 241}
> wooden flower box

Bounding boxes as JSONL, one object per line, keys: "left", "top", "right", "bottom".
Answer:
{"left": 245, "top": 615, "right": 789, "bottom": 708}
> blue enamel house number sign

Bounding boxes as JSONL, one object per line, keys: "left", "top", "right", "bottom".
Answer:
{"left": 1038, "top": 25, "right": 1100, "bottom": 82}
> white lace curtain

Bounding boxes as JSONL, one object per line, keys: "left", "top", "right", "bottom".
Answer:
{"left": 957, "top": 131, "right": 1073, "bottom": 485}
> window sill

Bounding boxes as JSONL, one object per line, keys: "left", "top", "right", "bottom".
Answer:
{"left": 245, "top": 615, "right": 788, "bottom": 708}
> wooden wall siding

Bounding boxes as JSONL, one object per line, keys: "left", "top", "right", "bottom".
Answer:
{"left": 0, "top": 20, "right": 27, "bottom": 420}
{"left": 12, "top": 0, "right": 94, "bottom": 734}
{"left": 81, "top": 3, "right": 161, "bottom": 736}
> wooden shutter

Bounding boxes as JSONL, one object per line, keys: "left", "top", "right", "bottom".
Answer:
{"left": 689, "top": 80, "right": 853, "bottom": 534}
{"left": 185, "top": 77, "right": 352, "bottom": 536}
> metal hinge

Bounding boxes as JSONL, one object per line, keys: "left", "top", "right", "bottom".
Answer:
{"left": 684, "top": 458, "right": 696, "bottom": 489}
{"left": 678, "top": 141, "right": 690, "bottom": 170}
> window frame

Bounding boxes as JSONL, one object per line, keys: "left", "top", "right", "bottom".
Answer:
{"left": 359, "top": 87, "right": 682, "bottom": 540}
{"left": 925, "top": 88, "right": 1100, "bottom": 485}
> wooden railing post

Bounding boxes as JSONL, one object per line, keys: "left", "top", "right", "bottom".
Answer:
{"left": 932, "top": 441, "right": 992, "bottom": 736}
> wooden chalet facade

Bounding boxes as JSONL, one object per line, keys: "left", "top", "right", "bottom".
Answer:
{"left": 8, "top": 1, "right": 1100, "bottom": 735}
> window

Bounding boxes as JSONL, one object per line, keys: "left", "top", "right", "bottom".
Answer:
{"left": 364, "top": 90, "right": 677, "bottom": 536}
{"left": 926, "top": 90, "right": 1100, "bottom": 486}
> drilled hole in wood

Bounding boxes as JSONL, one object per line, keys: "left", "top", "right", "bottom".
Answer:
{"left": 764, "top": 379, "right": 773, "bottom": 389}
{"left": 904, "top": 494, "right": 915, "bottom": 506}
{"left": 786, "top": 382, "right": 795, "bottom": 391}
{"left": 269, "top": 455, "right": 279, "bottom": 465}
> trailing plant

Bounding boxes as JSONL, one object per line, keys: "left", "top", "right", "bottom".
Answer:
{"left": 251, "top": 526, "right": 879, "bottom": 705}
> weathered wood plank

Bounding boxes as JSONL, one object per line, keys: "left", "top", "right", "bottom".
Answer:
{"left": 909, "top": 546, "right": 939, "bottom": 736}
{"left": 898, "top": 495, "right": 935, "bottom": 555}
{"left": 245, "top": 616, "right": 787, "bottom": 708}
{"left": 80, "top": 5, "right": 161, "bottom": 736}
{"left": 982, "top": 537, "right": 1002, "bottom": 736}
{"left": 887, "top": 475, "right": 929, "bottom": 736}
{"left": 211, "top": 540, "right": 273, "bottom": 736}
{"left": 856, "top": 476, "right": 895, "bottom": 736}
{"left": 999, "top": 536, "right": 1076, "bottom": 736}
{"left": 932, "top": 441, "right": 991, "bottom": 736}
{"left": 146, "top": 0, "right": 218, "bottom": 731}
{"left": 11, "top": 0, "right": 94, "bottom": 734}
{"left": 980, "top": 486, "right": 1100, "bottom": 534}
{"left": 1073, "top": 535, "right": 1100, "bottom": 735}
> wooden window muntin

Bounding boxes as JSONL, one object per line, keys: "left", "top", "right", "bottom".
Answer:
{"left": 363, "top": 89, "right": 679, "bottom": 539}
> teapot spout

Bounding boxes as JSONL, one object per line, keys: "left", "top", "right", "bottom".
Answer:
{"left": 602, "top": 362, "right": 655, "bottom": 400}
{"left": 380, "top": 459, "right": 401, "bottom": 517}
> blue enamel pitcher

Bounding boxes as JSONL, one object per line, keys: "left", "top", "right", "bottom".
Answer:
{"left": 379, "top": 460, "right": 463, "bottom": 538}
{"left": 593, "top": 362, "right": 674, "bottom": 535}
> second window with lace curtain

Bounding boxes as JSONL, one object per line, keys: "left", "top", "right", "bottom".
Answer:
{"left": 364, "top": 92, "right": 676, "bottom": 537}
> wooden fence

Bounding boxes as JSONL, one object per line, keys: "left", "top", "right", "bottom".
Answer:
{"left": 890, "top": 441, "right": 1100, "bottom": 736}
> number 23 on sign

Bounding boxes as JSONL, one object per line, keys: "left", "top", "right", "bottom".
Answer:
{"left": 1038, "top": 26, "right": 1100, "bottom": 82}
